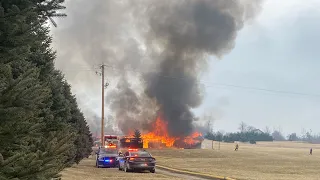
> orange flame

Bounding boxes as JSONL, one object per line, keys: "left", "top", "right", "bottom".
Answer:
{"left": 183, "top": 131, "right": 203, "bottom": 145}
{"left": 130, "top": 114, "right": 203, "bottom": 148}
{"left": 141, "top": 116, "right": 177, "bottom": 147}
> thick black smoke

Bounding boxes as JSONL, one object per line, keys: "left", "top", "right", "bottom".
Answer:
{"left": 143, "top": 0, "right": 262, "bottom": 137}
{"left": 53, "top": 0, "right": 262, "bottom": 136}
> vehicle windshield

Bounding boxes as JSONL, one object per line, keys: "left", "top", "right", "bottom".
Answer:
{"left": 130, "top": 151, "right": 151, "bottom": 157}
{"left": 99, "top": 148, "right": 117, "bottom": 155}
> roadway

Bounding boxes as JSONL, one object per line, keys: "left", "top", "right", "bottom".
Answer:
{"left": 61, "top": 157, "right": 216, "bottom": 180}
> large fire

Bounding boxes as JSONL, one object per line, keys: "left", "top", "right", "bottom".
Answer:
{"left": 130, "top": 114, "right": 203, "bottom": 148}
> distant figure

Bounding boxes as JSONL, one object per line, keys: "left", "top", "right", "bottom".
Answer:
{"left": 235, "top": 143, "right": 239, "bottom": 151}
{"left": 310, "top": 148, "right": 313, "bottom": 155}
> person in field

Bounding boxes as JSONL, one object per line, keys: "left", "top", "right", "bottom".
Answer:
{"left": 310, "top": 148, "right": 312, "bottom": 155}
{"left": 235, "top": 143, "right": 239, "bottom": 151}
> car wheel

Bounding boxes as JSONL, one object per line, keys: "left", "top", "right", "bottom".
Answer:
{"left": 150, "top": 168, "right": 155, "bottom": 173}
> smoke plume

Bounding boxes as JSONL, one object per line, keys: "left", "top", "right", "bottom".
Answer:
{"left": 52, "top": 0, "right": 263, "bottom": 137}
{"left": 142, "top": 0, "right": 262, "bottom": 137}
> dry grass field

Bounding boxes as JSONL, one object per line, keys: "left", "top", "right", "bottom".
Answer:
{"left": 61, "top": 141, "right": 320, "bottom": 180}
{"left": 149, "top": 140, "right": 320, "bottom": 180}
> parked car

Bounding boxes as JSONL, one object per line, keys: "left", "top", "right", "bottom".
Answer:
{"left": 118, "top": 149, "right": 156, "bottom": 173}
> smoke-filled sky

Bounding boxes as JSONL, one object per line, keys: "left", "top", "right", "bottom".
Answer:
{"left": 197, "top": 0, "right": 320, "bottom": 136}
{"left": 52, "top": 0, "right": 320, "bottom": 136}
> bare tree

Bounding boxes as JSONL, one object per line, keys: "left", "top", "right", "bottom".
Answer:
{"left": 239, "top": 122, "right": 248, "bottom": 132}
{"left": 304, "top": 129, "right": 313, "bottom": 143}
{"left": 288, "top": 133, "right": 298, "bottom": 141}
{"left": 202, "top": 112, "right": 215, "bottom": 134}
{"left": 272, "top": 130, "right": 285, "bottom": 141}
{"left": 205, "top": 120, "right": 213, "bottom": 134}
{"left": 264, "top": 126, "right": 271, "bottom": 135}
{"left": 247, "top": 126, "right": 256, "bottom": 132}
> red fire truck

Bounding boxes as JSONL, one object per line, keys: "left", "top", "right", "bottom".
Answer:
{"left": 104, "top": 135, "right": 119, "bottom": 149}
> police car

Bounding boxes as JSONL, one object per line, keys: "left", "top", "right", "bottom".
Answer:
{"left": 95, "top": 146, "right": 119, "bottom": 168}
{"left": 118, "top": 149, "right": 156, "bottom": 173}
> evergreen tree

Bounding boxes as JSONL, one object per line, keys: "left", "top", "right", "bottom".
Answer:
{"left": 0, "top": 65, "right": 48, "bottom": 157}
{"left": 22, "top": 0, "right": 93, "bottom": 164}
{"left": 62, "top": 82, "right": 93, "bottom": 164}
{"left": 0, "top": 0, "right": 93, "bottom": 179}
{"left": 0, "top": 132, "right": 74, "bottom": 180}
{"left": 0, "top": 64, "right": 70, "bottom": 179}
{"left": 134, "top": 129, "right": 142, "bottom": 139}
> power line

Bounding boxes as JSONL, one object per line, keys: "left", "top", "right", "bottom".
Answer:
{"left": 59, "top": 69, "right": 96, "bottom": 72}
{"left": 60, "top": 65, "right": 320, "bottom": 98}
{"left": 204, "top": 83, "right": 320, "bottom": 98}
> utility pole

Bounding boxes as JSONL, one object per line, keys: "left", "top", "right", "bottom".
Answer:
{"left": 96, "top": 64, "right": 109, "bottom": 147}
{"left": 101, "top": 64, "right": 105, "bottom": 146}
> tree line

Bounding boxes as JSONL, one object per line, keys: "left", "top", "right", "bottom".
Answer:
{"left": 287, "top": 129, "right": 320, "bottom": 144}
{"left": 205, "top": 122, "right": 277, "bottom": 144}
{"left": 0, "top": 1, "right": 93, "bottom": 179}
{"left": 205, "top": 121, "right": 320, "bottom": 144}
{"left": 204, "top": 122, "right": 272, "bottom": 144}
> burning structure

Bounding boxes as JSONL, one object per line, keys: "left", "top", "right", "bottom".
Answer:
{"left": 139, "top": 113, "right": 204, "bottom": 149}
{"left": 119, "top": 113, "right": 204, "bottom": 149}
{"left": 119, "top": 136, "right": 143, "bottom": 149}
{"left": 54, "top": 0, "right": 263, "bottom": 148}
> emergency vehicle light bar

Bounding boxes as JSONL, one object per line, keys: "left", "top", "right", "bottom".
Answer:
{"left": 128, "top": 148, "right": 138, "bottom": 151}
{"left": 105, "top": 145, "right": 117, "bottom": 148}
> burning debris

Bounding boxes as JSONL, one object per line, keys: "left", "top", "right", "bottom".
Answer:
{"left": 127, "top": 113, "right": 204, "bottom": 149}
{"left": 53, "top": 0, "right": 263, "bottom": 148}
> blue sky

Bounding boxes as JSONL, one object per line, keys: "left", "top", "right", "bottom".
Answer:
{"left": 195, "top": 0, "right": 320, "bottom": 135}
